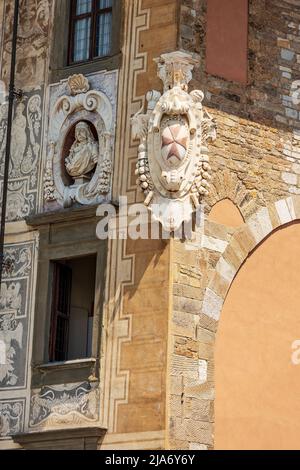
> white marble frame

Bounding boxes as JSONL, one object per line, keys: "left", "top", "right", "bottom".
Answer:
{"left": 47, "top": 86, "right": 114, "bottom": 208}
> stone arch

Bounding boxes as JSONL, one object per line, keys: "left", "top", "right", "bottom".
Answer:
{"left": 196, "top": 195, "right": 300, "bottom": 449}
{"left": 208, "top": 198, "right": 245, "bottom": 227}
{"left": 214, "top": 221, "right": 300, "bottom": 449}
{"left": 205, "top": 169, "right": 252, "bottom": 219}
{"left": 202, "top": 196, "right": 300, "bottom": 323}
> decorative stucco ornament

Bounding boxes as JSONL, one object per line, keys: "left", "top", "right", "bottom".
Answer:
{"left": 67, "top": 74, "right": 90, "bottom": 96}
{"left": 131, "top": 51, "right": 217, "bottom": 231}
{"left": 44, "top": 73, "right": 113, "bottom": 208}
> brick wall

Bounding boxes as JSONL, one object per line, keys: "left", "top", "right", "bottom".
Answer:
{"left": 167, "top": 0, "right": 300, "bottom": 450}
{"left": 179, "top": 0, "right": 300, "bottom": 214}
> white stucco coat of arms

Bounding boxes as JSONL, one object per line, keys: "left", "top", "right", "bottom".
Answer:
{"left": 44, "top": 73, "right": 115, "bottom": 208}
{"left": 131, "top": 52, "right": 217, "bottom": 231}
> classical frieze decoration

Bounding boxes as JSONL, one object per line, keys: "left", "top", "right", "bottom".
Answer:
{"left": 0, "top": 241, "right": 35, "bottom": 390}
{"left": 0, "top": 90, "right": 43, "bottom": 221}
{"left": 131, "top": 51, "right": 217, "bottom": 231}
{"left": 0, "top": 314, "right": 23, "bottom": 387}
{"left": 1, "top": 0, "right": 51, "bottom": 87}
{"left": 30, "top": 382, "right": 99, "bottom": 429}
{"left": 0, "top": 400, "right": 25, "bottom": 437}
{"left": 44, "top": 72, "right": 116, "bottom": 208}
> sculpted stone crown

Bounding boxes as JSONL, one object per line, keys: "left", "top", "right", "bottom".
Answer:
{"left": 131, "top": 51, "right": 217, "bottom": 231}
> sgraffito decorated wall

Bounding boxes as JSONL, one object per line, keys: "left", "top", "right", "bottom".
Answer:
{"left": 0, "top": 0, "right": 51, "bottom": 446}
{"left": 0, "top": 231, "right": 38, "bottom": 443}
{"left": 2, "top": 0, "right": 300, "bottom": 450}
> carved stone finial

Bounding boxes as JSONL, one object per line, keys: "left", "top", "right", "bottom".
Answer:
{"left": 131, "top": 51, "right": 217, "bottom": 232}
{"left": 154, "top": 51, "right": 197, "bottom": 93}
{"left": 67, "top": 74, "right": 90, "bottom": 96}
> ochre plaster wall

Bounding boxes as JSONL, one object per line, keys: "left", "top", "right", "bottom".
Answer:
{"left": 215, "top": 222, "right": 300, "bottom": 450}
{"left": 137, "top": 0, "right": 178, "bottom": 96}
{"left": 86, "top": 0, "right": 180, "bottom": 449}
{"left": 117, "top": 239, "right": 170, "bottom": 435}
{"left": 209, "top": 199, "right": 245, "bottom": 228}
{"left": 110, "top": 0, "right": 178, "bottom": 444}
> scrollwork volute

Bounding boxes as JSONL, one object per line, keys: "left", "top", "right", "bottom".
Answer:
{"left": 131, "top": 51, "right": 217, "bottom": 231}
{"left": 44, "top": 73, "right": 114, "bottom": 208}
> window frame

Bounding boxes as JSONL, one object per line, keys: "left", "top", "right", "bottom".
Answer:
{"left": 68, "top": 0, "right": 114, "bottom": 65}
{"left": 28, "top": 207, "right": 107, "bottom": 387}
{"left": 50, "top": 0, "right": 123, "bottom": 83}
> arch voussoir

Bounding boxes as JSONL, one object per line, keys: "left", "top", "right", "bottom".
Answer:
{"left": 201, "top": 196, "right": 300, "bottom": 325}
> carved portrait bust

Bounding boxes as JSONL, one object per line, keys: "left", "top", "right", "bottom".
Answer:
{"left": 44, "top": 73, "right": 116, "bottom": 208}
{"left": 65, "top": 121, "right": 99, "bottom": 181}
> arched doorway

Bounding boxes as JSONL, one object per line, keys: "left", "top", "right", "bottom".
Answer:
{"left": 215, "top": 222, "right": 300, "bottom": 450}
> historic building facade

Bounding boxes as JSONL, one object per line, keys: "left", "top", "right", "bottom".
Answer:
{"left": 1, "top": 0, "right": 300, "bottom": 450}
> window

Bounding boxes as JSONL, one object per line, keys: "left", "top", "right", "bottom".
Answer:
{"left": 50, "top": 0, "right": 122, "bottom": 81}
{"left": 49, "top": 255, "right": 96, "bottom": 362}
{"left": 29, "top": 209, "right": 106, "bottom": 386}
{"left": 69, "top": 0, "right": 113, "bottom": 64}
{"left": 206, "top": 0, "right": 248, "bottom": 84}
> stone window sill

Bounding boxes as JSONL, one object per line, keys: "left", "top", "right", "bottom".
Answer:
{"left": 51, "top": 52, "right": 122, "bottom": 83}
{"left": 13, "top": 426, "right": 107, "bottom": 450}
{"left": 32, "top": 358, "right": 98, "bottom": 388}
{"left": 37, "top": 357, "right": 97, "bottom": 372}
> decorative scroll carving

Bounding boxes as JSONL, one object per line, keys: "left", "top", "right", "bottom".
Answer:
{"left": 131, "top": 51, "right": 217, "bottom": 231}
{"left": 30, "top": 382, "right": 99, "bottom": 429}
{"left": 44, "top": 73, "right": 115, "bottom": 208}
{"left": 43, "top": 142, "right": 56, "bottom": 202}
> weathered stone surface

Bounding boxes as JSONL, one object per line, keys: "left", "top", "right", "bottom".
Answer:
{"left": 173, "top": 296, "right": 202, "bottom": 315}
{"left": 172, "top": 311, "right": 197, "bottom": 339}
{"left": 201, "top": 289, "right": 223, "bottom": 320}
{"left": 184, "top": 397, "right": 214, "bottom": 423}
{"left": 189, "top": 442, "right": 208, "bottom": 450}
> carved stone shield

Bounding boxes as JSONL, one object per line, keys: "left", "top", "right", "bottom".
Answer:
{"left": 132, "top": 52, "right": 217, "bottom": 231}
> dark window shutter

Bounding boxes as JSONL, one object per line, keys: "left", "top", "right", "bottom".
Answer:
{"left": 49, "top": 263, "right": 72, "bottom": 362}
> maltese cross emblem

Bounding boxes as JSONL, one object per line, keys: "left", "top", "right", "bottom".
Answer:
{"left": 161, "top": 124, "right": 188, "bottom": 166}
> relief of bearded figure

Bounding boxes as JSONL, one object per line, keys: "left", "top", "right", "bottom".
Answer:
{"left": 65, "top": 121, "right": 99, "bottom": 180}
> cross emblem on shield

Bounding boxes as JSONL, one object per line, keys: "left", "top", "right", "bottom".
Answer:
{"left": 161, "top": 123, "right": 188, "bottom": 166}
